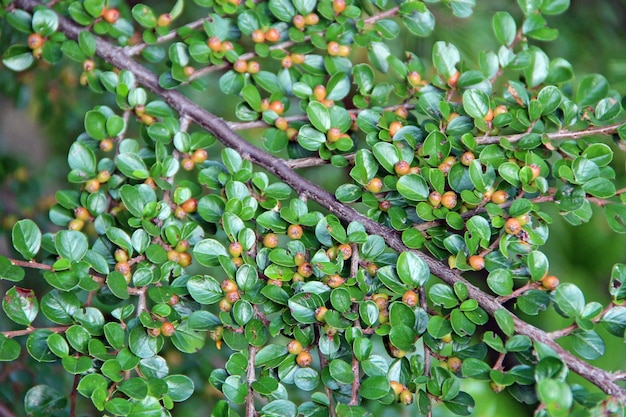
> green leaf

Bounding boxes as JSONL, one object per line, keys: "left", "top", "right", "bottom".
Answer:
{"left": 0, "top": 255, "right": 25, "bottom": 282}
{"left": 554, "top": 283, "right": 585, "bottom": 317}
{"left": 575, "top": 74, "right": 609, "bottom": 107}
{"left": 2, "top": 45, "right": 35, "bottom": 72}
{"left": 396, "top": 174, "right": 429, "bottom": 201}
{"left": 494, "top": 309, "right": 515, "bottom": 337}
{"left": 487, "top": 269, "right": 513, "bottom": 296}
{"left": 298, "top": 125, "right": 326, "bottom": 151}
{"left": 117, "top": 153, "right": 150, "bottom": 179}
{"left": 32, "top": 9, "right": 58, "bottom": 36}
{"left": 396, "top": 251, "right": 429, "bottom": 287}
{"left": 24, "top": 385, "right": 66, "bottom": 416}
{"left": 359, "top": 376, "right": 390, "bottom": 400}
{"left": 306, "top": 101, "right": 331, "bottom": 132}
{"left": 193, "top": 239, "right": 228, "bottom": 267}
{"left": 605, "top": 204, "right": 626, "bottom": 233}
{"left": 269, "top": 0, "right": 296, "bottom": 21}
{"left": 261, "top": 399, "right": 297, "bottom": 417}
{"left": 433, "top": 42, "right": 460, "bottom": 78}
{"left": 601, "top": 306, "right": 626, "bottom": 337}
{"left": 165, "top": 374, "right": 194, "bottom": 402}
{"left": 329, "top": 359, "right": 354, "bottom": 384}
{"left": 462, "top": 89, "right": 490, "bottom": 119}
{"left": 570, "top": 330, "right": 605, "bottom": 360}
{"left": 429, "top": 284, "right": 458, "bottom": 308}
{"left": 0, "top": 334, "right": 21, "bottom": 361}
{"left": 537, "top": 379, "right": 572, "bottom": 417}
{"left": 402, "top": 8, "right": 435, "bottom": 37}
{"left": 3, "top": 286, "right": 38, "bottom": 325}
{"left": 492, "top": 11, "right": 516, "bottom": 46}
{"left": 11, "top": 219, "right": 41, "bottom": 260}
{"left": 541, "top": 0, "right": 570, "bottom": 14}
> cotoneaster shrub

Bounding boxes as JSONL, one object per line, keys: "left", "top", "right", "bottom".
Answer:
{"left": 1, "top": 0, "right": 626, "bottom": 416}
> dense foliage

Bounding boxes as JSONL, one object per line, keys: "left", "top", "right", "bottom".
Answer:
{"left": 1, "top": 0, "right": 626, "bottom": 416}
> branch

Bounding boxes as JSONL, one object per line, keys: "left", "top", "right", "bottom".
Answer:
{"left": 13, "top": 0, "right": 626, "bottom": 402}
{"left": 124, "top": 17, "right": 210, "bottom": 56}
{"left": 246, "top": 345, "right": 258, "bottom": 417}
{"left": 475, "top": 123, "right": 623, "bottom": 146}
{"left": 2, "top": 326, "right": 70, "bottom": 338}
{"left": 0, "top": 402, "right": 17, "bottom": 417}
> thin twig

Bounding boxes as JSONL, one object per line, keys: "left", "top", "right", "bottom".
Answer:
{"left": 419, "top": 286, "right": 431, "bottom": 377}
{"left": 246, "top": 345, "right": 258, "bottom": 417}
{"left": 70, "top": 374, "right": 79, "bottom": 417}
{"left": 2, "top": 325, "right": 70, "bottom": 338}
{"left": 125, "top": 17, "right": 210, "bottom": 56}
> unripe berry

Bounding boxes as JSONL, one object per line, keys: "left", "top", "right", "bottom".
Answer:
{"left": 275, "top": 117, "right": 288, "bottom": 131}
{"left": 388, "top": 121, "right": 402, "bottom": 138}
{"left": 115, "top": 261, "right": 131, "bottom": 275}
{"left": 394, "top": 160, "right": 410, "bottom": 176}
{"left": 174, "top": 207, "right": 187, "bottom": 220}
{"left": 229, "top": 241, "right": 243, "bottom": 257}
{"left": 367, "top": 263, "right": 379, "bottom": 276}
{"left": 181, "top": 198, "right": 198, "bottom": 213}
{"left": 221, "top": 41, "right": 234, "bottom": 52}
{"left": 297, "top": 262, "right": 313, "bottom": 278}
{"left": 27, "top": 33, "right": 44, "bottom": 49}
{"left": 100, "top": 139, "right": 114, "bottom": 152}
{"left": 395, "top": 107, "right": 408, "bottom": 119}
{"left": 161, "top": 322, "right": 175, "bottom": 337}
{"left": 232, "top": 257, "right": 243, "bottom": 267}
{"left": 68, "top": 219, "right": 84, "bottom": 231}
{"left": 379, "top": 200, "right": 391, "bottom": 212}
{"left": 263, "top": 233, "right": 279, "bottom": 248}
{"left": 74, "top": 207, "right": 91, "bottom": 221}
{"left": 102, "top": 8, "right": 120, "bottom": 24}
{"left": 140, "top": 114, "right": 155, "bottom": 125}
{"left": 287, "top": 340, "right": 303, "bottom": 355}
{"left": 490, "top": 382, "right": 505, "bottom": 393}
{"left": 148, "top": 327, "right": 161, "bottom": 337}
{"left": 460, "top": 151, "right": 475, "bottom": 166}
{"left": 314, "top": 306, "right": 328, "bottom": 322}
{"left": 407, "top": 71, "right": 422, "bottom": 87}
{"left": 167, "top": 250, "right": 180, "bottom": 263}
{"left": 483, "top": 108, "right": 494, "bottom": 122}
{"left": 208, "top": 36, "right": 222, "bottom": 52}
{"left": 183, "top": 66, "right": 195, "bottom": 77}
{"left": 247, "top": 61, "right": 260, "bottom": 74}
{"left": 85, "top": 179, "right": 100, "bottom": 193}
{"left": 181, "top": 158, "right": 195, "bottom": 171}
{"left": 178, "top": 252, "right": 192, "bottom": 267}
{"left": 286, "top": 127, "right": 298, "bottom": 141}
{"left": 378, "top": 309, "right": 389, "bottom": 324}
{"left": 251, "top": 29, "right": 265, "bottom": 43}
{"left": 390, "top": 381, "right": 405, "bottom": 396}
{"left": 402, "top": 290, "right": 419, "bottom": 307}
{"left": 175, "top": 239, "right": 190, "bottom": 253}
{"left": 327, "top": 274, "right": 345, "bottom": 288}
{"left": 337, "top": 243, "right": 352, "bottom": 260}
{"left": 338, "top": 45, "right": 351, "bottom": 57}
{"left": 327, "top": 41, "right": 340, "bottom": 56}
{"left": 494, "top": 105, "right": 508, "bottom": 117}
{"left": 541, "top": 275, "right": 559, "bottom": 291}
{"left": 291, "top": 53, "right": 305, "bottom": 65}
{"left": 233, "top": 59, "right": 248, "bottom": 73}
{"left": 441, "top": 333, "right": 453, "bottom": 343}
{"left": 296, "top": 351, "right": 313, "bottom": 367}
{"left": 304, "top": 13, "right": 319, "bottom": 26}
{"left": 269, "top": 101, "right": 285, "bottom": 114}
{"left": 157, "top": 13, "right": 172, "bottom": 27}
{"left": 491, "top": 190, "right": 508, "bottom": 204}
{"left": 468, "top": 255, "right": 485, "bottom": 271}
{"left": 287, "top": 224, "right": 303, "bottom": 239}
{"left": 313, "top": 85, "right": 326, "bottom": 101}
{"left": 516, "top": 213, "right": 531, "bottom": 226}
{"left": 265, "top": 28, "right": 281, "bottom": 42}
{"left": 219, "top": 298, "right": 232, "bottom": 312}
{"left": 504, "top": 217, "right": 522, "bottom": 235}
{"left": 221, "top": 279, "right": 239, "bottom": 293}
{"left": 332, "top": 0, "right": 346, "bottom": 14}
{"left": 293, "top": 14, "right": 306, "bottom": 29}
{"left": 528, "top": 164, "right": 541, "bottom": 180}
{"left": 291, "top": 272, "right": 304, "bottom": 282}
{"left": 83, "top": 59, "right": 95, "bottom": 72}
{"left": 168, "top": 294, "right": 180, "bottom": 306}
{"left": 447, "top": 356, "right": 462, "bottom": 373}
{"left": 191, "top": 148, "right": 208, "bottom": 164}
{"left": 399, "top": 389, "right": 413, "bottom": 405}
{"left": 225, "top": 290, "right": 240, "bottom": 304}
{"left": 327, "top": 127, "right": 342, "bottom": 143}
{"left": 447, "top": 70, "right": 460, "bottom": 87}
{"left": 441, "top": 191, "right": 457, "bottom": 209}
{"left": 294, "top": 252, "right": 306, "bottom": 266}
{"left": 428, "top": 191, "right": 442, "bottom": 207}
{"left": 114, "top": 249, "right": 128, "bottom": 263}
{"left": 281, "top": 56, "right": 293, "bottom": 69}
{"left": 366, "top": 177, "right": 383, "bottom": 193}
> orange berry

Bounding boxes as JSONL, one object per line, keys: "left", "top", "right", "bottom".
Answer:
{"left": 338, "top": 45, "right": 351, "bottom": 57}
{"left": 114, "top": 249, "right": 128, "bottom": 263}
{"left": 293, "top": 14, "right": 306, "bottom": 29}
{"left": 494, "top": 105, "right": 508, "bottom": 117}
{"left": 83, "top": 59, "right": 95, "bottom": 72}
{"left": 169, "top": 294, "right": 180, "bottom": 306}
{"left": 460, "top": 152, "right": 475, "bottom": 166}
{"left": 394, "top": 160, "right": 410, "bottom": 176}
{"left": 291, "top": 53, "right": 305, "bottom": 64}
{"left": 181, "top": 158, "right": 195, "bottom": 171}
{"left": 407, "top": 71, "right": 422, "bottom": 87}
{"left": 491, "top": 190, "right": 508, "bottom": 204}
{"left": 115, "top": 261, "right": 131, "bottom": 275}
{"left": 327, "top": 41, "right": 340, "bottom": 56}
{"left": 447, "top": 70, "right": 460, "bottom": 87}
{"left": 326, "top": 127, "right": 342, "bottom": 143}
{"left": 286, "top": 127, "right": 298, "bottom": 141}
{"left": 260, "top": 99, "right": 270, "bottom": 112}
{"left": 402, "top": 290, "right": 419, "bottom": 307}
{"left": 428, "top": 191, "right": 442, "bottom": 207}
{"left": 314, "top": 306, "right": 328, "bottom": 322}
{"left": 388, "top": 121, "right": 402, "bottom": 138}
{"left": 297, "top": 262, "right": 313, "bottom": 278}
{"left": 332, "top": 0, "right": 346, "bottom": 14}
{"left": 327, "top": 274, "right": 345, "bottom": 288}
{"left": 269, "top": 101, "right": 285, "bottom": 114}
{"left": 221, "top": 41, "right": 234, "bottom": 52}
{"left": 225, "top": 290, "right": 240, "bottom": 304}
{"left": 367, "top": 263, "right": 379, "bottom": 276}
{"left": 183, "top": 66, "right": 195, "bottom": 77}
{"left": 441, "top": 191, "right": 457, "bottom": 209}
{"left": 233, "top": 59, "right": 248, "bottom": 73}
{"left": 541, "top": 275, "right": 559, "bottom": 291}
{"left": 181, "top": 198, "right": 198, "bottom": 213}
{"left": 504, "top": 217, "right": 522, "bottom": 235}
{"left": 399, "top": 390, "right": 413, "bottom": 405}
{"left": 483, "top": 108, "right": 494, "bottom": 122}
{"left": 157, "top": 13, "right": 172, "bottom": 27}
{"left": 74, "top": 207, "right": 91, "bottom": 221}
{"left": 287, "top": 224, "right": 303, "bottom": 239}
{"left": 304, "top": 13, "right": 319, "bottom": 26}
{"left": 247, "top": 61, "right": 260, "bottom": 74}
{"left": 313, "top": 85, "right": 327, "bottom": 101}
{"left": 99, "top": 139, "right": 114, "bottom": 152}
{"left": 263, "top": 233, "right": 279, "bottom": 248}
{"left": 178, "top": 252, "right": 192, "bottom": 267}
{"left": 337, "top": 243, "right": 352, "bottom": 260}
{"left": 251, "top": 29, "right": 265, "bottom": 43}
{"left": 468, "top": 255, "right": 485, "bottom": 271}
{"left": 265, "top": 28, "right": 280, "bottom": 42}
{"left": 27, "top": 33, "right": 44, "bottom": 49}
{"left": 102, "top": 8, "right": 120, "bottom": 24}
{"left": 219, "top": 298, "right": 232, "bottom": 312}
{"left": 161, "top": 322, "right": 175, "bottom": 337}
{"left": 191, "top": 148, "right": 208, "bottom": 164}
{"left": 379, "top": 200, "right": 391, "bottom": 211}
{"left": 85, "top": 179, "right": 100, "bottom": 193}
{"left": 287, "top": 340, "right": 303, "bottom": 355}
{"left": 528, "top": 164, "right": 541, "bottom": 181}
{"left": 167, "top": 250, "right": 180, "bottom": 263}
{"left": 229, "top": 242, "right": 243, "bottom": 257}
{"left": 140, "top": 114, "right": 155, "bottom": 125}
{"left": 208, "top": 36, "right": 222, "bottom": 52}
{"left": 68, "top": 219, "right": 84, "bottom": 231}
{"left": 281, "top": 56, "right": 293, "bottom": 69}
{"left": 395, "top": 107, "right": 408, "bottom": 119}
{"left": 275, "top": 117, "right": 288, "bottom": 131}
{"left": 296, "top": 351, "right": 313, "bottom": 367}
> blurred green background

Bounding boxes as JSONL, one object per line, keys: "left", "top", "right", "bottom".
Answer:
{"left": 1, "top": 0, "right": 626, "bottom": 415}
